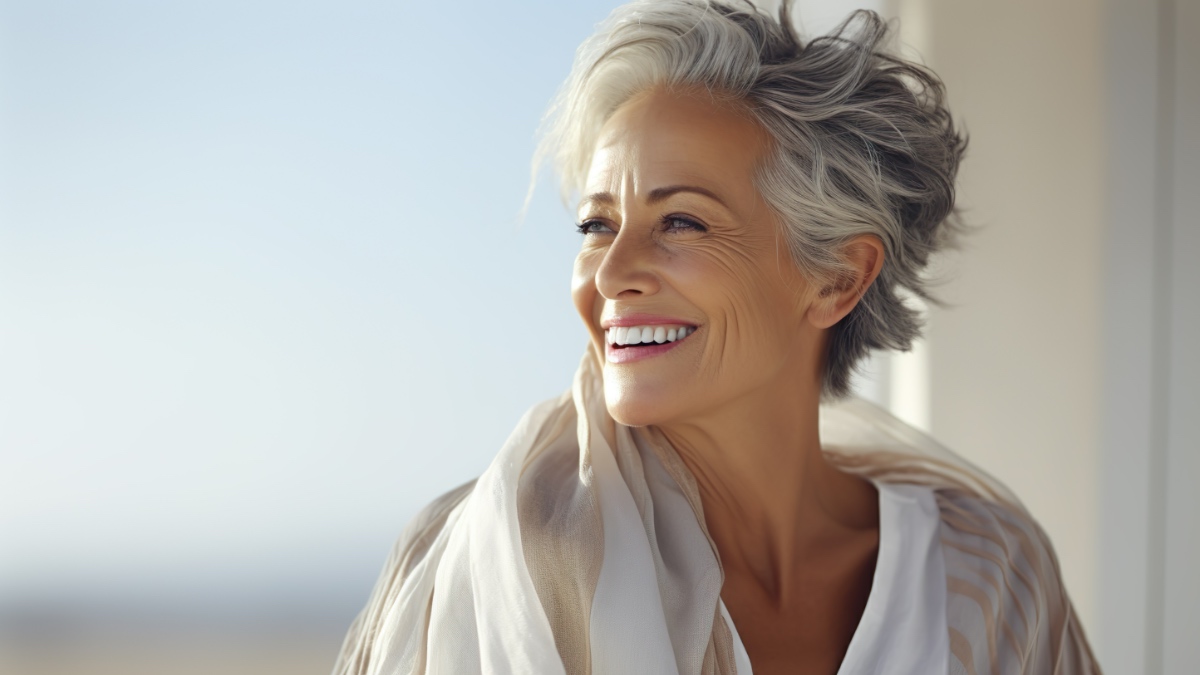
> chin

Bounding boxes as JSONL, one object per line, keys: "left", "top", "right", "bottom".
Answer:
{"left": 602, "top": 380, "right": 680, "bottom": 428}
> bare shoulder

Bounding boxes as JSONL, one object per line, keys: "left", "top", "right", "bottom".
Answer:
{"left": 932, "top": 489, "right": 1102, "bottom": 674}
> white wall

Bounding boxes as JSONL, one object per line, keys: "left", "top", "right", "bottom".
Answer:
{"left": 890, "top": 0, "right": 1199, "bottom": 670}
{"left": 909, "top": 0, "right": 1107, "bottom": 634}
{"left": 1101, "top": 0, "right": 1200, "bottom": 672}
{"left": 1161, "top": 6, "right": 1200, "bottom": 669}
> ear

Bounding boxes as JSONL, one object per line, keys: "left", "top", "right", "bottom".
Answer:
{"left": 806, "top": 234, "right": 885, "bottom": 330}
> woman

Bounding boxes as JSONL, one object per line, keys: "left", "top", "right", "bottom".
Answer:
{"left": 333, "top": 1, "right": 1099, "bottom": 673}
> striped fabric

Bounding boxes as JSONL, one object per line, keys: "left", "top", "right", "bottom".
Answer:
{"left": 332, "top": 349, "right": 1100, "bottom": 675}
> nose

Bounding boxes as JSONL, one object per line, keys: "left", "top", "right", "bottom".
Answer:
{"left": 594, "top": 220, "right": 662, "bottom": 300}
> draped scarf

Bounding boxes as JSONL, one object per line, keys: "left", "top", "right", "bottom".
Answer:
{"left": 332, "top": 348, "right": 1100, "bottom": 674}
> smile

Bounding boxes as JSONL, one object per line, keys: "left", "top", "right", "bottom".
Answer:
{"left": 606, "top": 324, "right": 695, "bottom": 347}
{"left": 604, "top": 324, "right": 698, "bottom": 364}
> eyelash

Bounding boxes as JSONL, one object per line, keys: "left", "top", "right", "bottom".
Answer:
{"left": 574, "top": 215, "right": 707, "bottom": 236}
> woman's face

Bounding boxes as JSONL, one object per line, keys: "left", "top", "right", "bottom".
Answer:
{"left": 572, "top": 87, "right": 828, "bottom": 427}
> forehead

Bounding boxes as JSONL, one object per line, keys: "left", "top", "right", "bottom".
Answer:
{"left": 584, "top": 87, "right": 770, "bottom": 197}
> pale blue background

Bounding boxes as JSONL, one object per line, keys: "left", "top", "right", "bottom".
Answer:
{"left": 0, "top": 0, "right": 870, "bottom": 627}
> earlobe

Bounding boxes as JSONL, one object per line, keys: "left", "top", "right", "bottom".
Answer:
{"left": 805, "top": 234, "right": 885, "bottom": 330}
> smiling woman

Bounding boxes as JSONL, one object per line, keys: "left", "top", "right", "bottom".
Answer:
{"left": 570, "top": 88, "right": 889, "bottom": 673}
{"left": 571, "top": 87, "right": 866, "bottom": 430}
{"left": 332, "top": 1, "right": 1100, "bottom": 674}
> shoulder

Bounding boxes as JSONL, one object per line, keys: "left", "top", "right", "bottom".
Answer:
{"left": 932, "top": 489, "right": 1101, "bottom": 674}
{"left": 933, "top": 488, "right": 1065, "bottom": 604}
{"left": 331, "top": 479, "right": 477, "bottom": 675}
{"left": 390, "top": 478, "right": 477, "bottom": 579}
{"left": 375, "top": 390, "right": 577, "bottom": 577}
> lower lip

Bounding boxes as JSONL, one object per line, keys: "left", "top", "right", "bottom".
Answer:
{"left": 605, "top": 328, "right": 698, "bottom": 364}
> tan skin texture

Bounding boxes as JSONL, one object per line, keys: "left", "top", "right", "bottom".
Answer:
{"left": 571, "top": 87, "right": 887, "bottom": 675}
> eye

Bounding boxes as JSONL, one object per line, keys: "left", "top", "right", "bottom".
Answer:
{"left": 575, "top": 219, "right": 615, "bottom": 236}
{"left": 662, "top": 214, "right": 707, "bottom": 233}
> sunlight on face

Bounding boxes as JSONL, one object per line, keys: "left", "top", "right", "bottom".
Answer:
{"left": 571, "top": 87, "right": 827, "bottom": 427}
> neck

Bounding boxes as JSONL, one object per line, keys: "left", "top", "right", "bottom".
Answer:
{"left": 655, "top": 365, "right": 878, "bottom": 602}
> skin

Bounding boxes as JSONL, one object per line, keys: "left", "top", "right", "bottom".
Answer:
{"left": 571, "top": 86, "right": 887, "bottom": 675}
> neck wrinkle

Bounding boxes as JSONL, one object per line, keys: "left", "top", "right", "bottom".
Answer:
{"left": 642, "top": 390, "right": 881, "bottom": 605}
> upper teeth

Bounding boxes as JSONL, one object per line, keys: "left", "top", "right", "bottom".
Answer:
{"left": 606, "top": 325, "right": 696, "bottom": 346}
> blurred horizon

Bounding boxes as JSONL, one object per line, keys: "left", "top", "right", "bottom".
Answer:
{"left": 0, "top": 0, "right": 616, "bottom": 653}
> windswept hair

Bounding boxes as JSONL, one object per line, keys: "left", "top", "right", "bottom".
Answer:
{"left": 534, "top": 0, "right": 968, "bottom": 399}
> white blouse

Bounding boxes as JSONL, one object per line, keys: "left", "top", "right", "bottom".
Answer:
{"left": 719, "top": 481, "right": 950, "bottom": 674}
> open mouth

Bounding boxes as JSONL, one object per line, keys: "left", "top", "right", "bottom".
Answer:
{"left": 606, "top": 324, "right": 697, "bottom": 349}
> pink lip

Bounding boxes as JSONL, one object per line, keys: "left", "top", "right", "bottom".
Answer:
{"left": 604, "top": 326, "right": 700, "bottom": 364}
{"left": 601, "top": 313, "right": 698, "bottom": 329}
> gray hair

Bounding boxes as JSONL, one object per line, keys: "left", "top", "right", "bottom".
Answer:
{"left": 535, "top": 0, "right": 967, "bottom": 399}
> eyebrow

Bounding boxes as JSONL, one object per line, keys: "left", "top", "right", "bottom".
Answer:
{"left": 578, "top": 184, "right": 729, "bottom": 211}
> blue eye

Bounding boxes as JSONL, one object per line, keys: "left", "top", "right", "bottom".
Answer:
{"left": 663, "top": 215, "right": 707, "bottom": 232}
{"left": 575, "top": 220, "right": 613, "bottom": 235}
{"left": 575, "top": 216, "right": 706, "bottom": 235}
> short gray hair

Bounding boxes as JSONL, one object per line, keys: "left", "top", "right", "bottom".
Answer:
{"left": 535, "top": 0, "right": 967, "bottom": 398}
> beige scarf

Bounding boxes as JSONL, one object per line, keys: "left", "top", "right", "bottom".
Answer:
{"left": 332, "top": 348, "right": 1100, "bottom": 674}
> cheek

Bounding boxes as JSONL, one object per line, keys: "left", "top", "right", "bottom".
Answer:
{"left": 571, "top": 251, "right": 602, "bottom": 328}
{"left": 670, "top": 243, "right": 806, "bottom": 363}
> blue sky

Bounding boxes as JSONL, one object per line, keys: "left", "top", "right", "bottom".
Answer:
{"left": 0, "top": 0, "right": 874, "bottom": 622}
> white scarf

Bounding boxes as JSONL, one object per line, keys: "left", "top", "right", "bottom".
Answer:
{"left": 333, "top": 349, "right": 1099, "bottom": 674}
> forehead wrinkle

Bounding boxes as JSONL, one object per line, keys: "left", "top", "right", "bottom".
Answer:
{"left": 580, "top": 141, "right": 638, "bottom": 211}
{"left": 578, "top": 191, "right": 616, "bottom": 211}
{"left": 583, "top": 96, "right": 768, "bottom": 223}
{"left": 584, "top": 165, "right": 738, "bottom": 215}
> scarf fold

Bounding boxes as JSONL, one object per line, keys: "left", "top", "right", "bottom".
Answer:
{"left": 333, "top": 348, "right": 1100, "bottom": 675}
